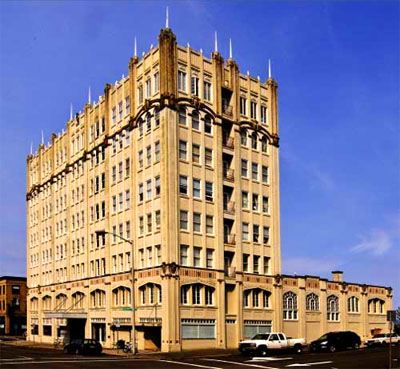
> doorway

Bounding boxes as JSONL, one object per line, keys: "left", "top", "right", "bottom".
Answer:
{"left": 143, "top": 327, "right": 161, "bottom": 350}
{"left": 92, "top": 323, "right": 106, "bottom": 344}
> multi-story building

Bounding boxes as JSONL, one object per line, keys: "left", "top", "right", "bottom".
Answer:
{"left": 26, "top": 25, "right": 393, "bottom": 351}
{"left": 0, "top": 276, "right": 27, "bottom": 335}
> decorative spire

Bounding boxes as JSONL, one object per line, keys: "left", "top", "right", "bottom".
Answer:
{"left": 268, "top": 59, "right": 272, "bottom": 79}
{"left": 166, "top": 6, "right": 169, "bottom": 28}
{"left": 229, "top": 38, "right": 233, "bottom": 59}
{"left": 134, "top": 36, "right": 137, "bottom": 57}
{"left": 41, "top": 130, "right": 44, "bottom": 145}
{"left": 30, "top": 142, "right": 33, "bottom": 155}
{"left": 70, "top": 103, "right": 73, "bottom": 121}
{"left": 214, "top": 31, "right": 218, "bottom": 52}
{"left": 88, "top": 86, "right": 91, "bottom": 104}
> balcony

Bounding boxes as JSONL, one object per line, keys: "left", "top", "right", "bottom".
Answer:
{"left": 223, "top": 169, "right": 235, "bottom": 182}
{"left": 223, "top": 201, "right": 235, "bottom": 215}
{"left": 224, "top": 233, "right": 236, "bottom": 245}
{"left": 223, "top": 136, "right": 234, "bottom": 150}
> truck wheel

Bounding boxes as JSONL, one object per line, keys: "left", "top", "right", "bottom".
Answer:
{"left": 257, "top": 346, "right": 268, "bottom": 357}
{"left": 329, "top": 345, "right": 336, "bottom": 353}
{"left": 294, "top": 344, "right": 303, "bottom": 354}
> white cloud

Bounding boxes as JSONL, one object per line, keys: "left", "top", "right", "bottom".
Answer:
{"left": 350, "top": 229, "right": 393, "bottom": 256}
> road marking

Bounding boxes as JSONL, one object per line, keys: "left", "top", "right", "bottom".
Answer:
{"left": 248, "top": 357, "right": 293, "bottom": 361}
{"left": 203, "top": 358, "right": 276, "bottom": 369}
{"left": 0, "top": 358, "right": 33, "bottom": 362}
{"left": 160, "top": 360, "right": 223, "bottom": 369}
{"left": 286, "top": 361, "right": 333, "bottom": 367}
{"left": 0, "top": 358, "right": 152, "bottom": 366}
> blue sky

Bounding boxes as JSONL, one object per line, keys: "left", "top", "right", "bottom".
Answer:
{"left": 0, "top": 1, "right": 399, "bottom": 306}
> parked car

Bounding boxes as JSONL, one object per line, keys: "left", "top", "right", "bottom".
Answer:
{"left": 365, "top": 333, "right": 400, "bottom": 347}
{"left": 239, "top": 332, "right": 306, "bottom": 356}
{"left": 310, "top": 331, "right": 361, "bottom": 353}
{"left": 63, "top": 339, "right": 102, "bottom": 355}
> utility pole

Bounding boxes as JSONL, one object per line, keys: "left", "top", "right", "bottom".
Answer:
{"left": 95, "top": 230, "right": 137, "bottom": 355}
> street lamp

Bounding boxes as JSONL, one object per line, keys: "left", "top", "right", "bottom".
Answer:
{"left": 95, "top": 229, "right": 137, "bottom": 354}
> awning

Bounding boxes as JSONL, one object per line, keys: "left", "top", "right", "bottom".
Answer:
{"left": 44, "top": 312, "right": 87, "bottom": 319}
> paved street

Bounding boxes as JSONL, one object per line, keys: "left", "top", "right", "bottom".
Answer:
{"left": 1, "top": 343, "right": 399, "bottom": 369}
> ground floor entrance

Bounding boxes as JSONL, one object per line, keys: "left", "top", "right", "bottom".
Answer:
{"left": 137, "top": 326, "right": 161, "bottom": 351}
{"left": 68, "top": 318, "right": 86, "bottom": 341}
{"left": 92, "top": 323, "right": 106, "bottom": 344}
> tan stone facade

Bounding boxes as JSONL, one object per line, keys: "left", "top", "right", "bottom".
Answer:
{"left": 26, "top": 27, "right": 392, "bottom": 351}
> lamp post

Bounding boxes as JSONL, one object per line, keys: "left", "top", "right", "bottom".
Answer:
{"left": 95, "top": 230, "right": 137, "bottom": 354}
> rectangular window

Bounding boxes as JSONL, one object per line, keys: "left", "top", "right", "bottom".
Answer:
{"left": 192, "top": 284, "right": 201, "bottom": 304}
{"left": 193, "top": 213, "right": 201, "bottom": 232}
{"left": 154, "top": 72, "right": 159, "bottom": 92}
{"left": 206, "top": 249, "right": 214, "bottom": 268}
{"left": 112, "top": 107, "right": 116, "bottom": 125}
{"left": 146, "top": 146, "right": 151, "bottom": 166}
{"left": 146, "top": 180, "right": 152, "bottom": 199}
{"left": 112, "top": 196, "right": 117, "bottom": 213}
{"left": 179, "top": 175, "right": 188, "bottom": 195}
{"left": 178, "top": 70, "right": 186, "bottom": 91}
{"left": 125, "top": 96, "right": 130, "bottom": 115}
{"left": 155, "top": 210, "right": 161, "bottom": 228}
{"left": 139, "top": 249, "right": 144, "bottom": 268}
{"left": 253, "top": 255, "right": 260, "bottom": 274}
{"left": 252, "top": 162, "right": 259, "bottom": 181}
{"left": 253, "top": 224, "right": 259, "bottom": 243}
{"left": 118, "top": 101, "right": 123, "bottom": 120}
{"left": 261, "top": 105, "right": 267, "bottom": 124}
{"left": 242, "top": 191, "right": 249, "bottom": 209}
{"left": 252, "top": 193, "right": 259, "bottom": 211}
{"left": 179, "top": 140, "right": 187, "bottom": 160}
{"left": 147, "top": 213, "right": 152, "bottom": 233}
{"left": 192, "top": 144, "right": 200, "bottom": 164}
{"left": 240, "top": 97, "right": 247, "bottom": 115}
{"left": 155, "top": 176, "right": 161, "bottom": 196}
{"left": 139, "top": 216, "right": 144, "bottom": 235}
{"left": 203, "top": 81, "right": 212, "bottom": 101}
{"left": 263, "top": 196, "right": 269, "bottom": 214}
{"left": 206, "top": 215, "right": 214, "bottom": 235}
{"left": 155, "top": 141, "right": 160, "bottom": 162}
{"left": 118, "top": 162, "right": 123, "bottom": 180}
{"left": 112, "top": 166, "right": 116, "bottom": 184}
{"left": 243, "top": 254, "right": 249, "bottom": 272}
{"left": 263, "top": 257, "right": 270, "bottom": 274}
{"left": 242, "top": 222, "right": 249, "bottom": 241}
{"left": 125, "top": 190, "right": 130, "bottom": 209}
{"left": 205, "top": 181, "right": 213, "bottom": 201}
{"left": 137, "top": 85, "right": 143, "bottom": 104}
{"left": 155, "top": 245, "right": 161, "bottom": 265}
{"left": 191, "top": 75, "right": 199, "bottom": 96}
{"left": 118, "top": 192, "right": 123, "bottom": 211}
{"left": 138, "top": 150, "right": 143, "bottom": 168}
{"left": 180, "top": 210, "right": 188, "bottom": 230}
{"left": 250, "top": 101, "right": 257, "bottom": 119}
{"left": 125, "top": 158, "right": 130, "bottom": 177}
{"left": 262, "top": 166, "right": 269, "bottom": 184}
{"left": 147, "top": 247, "right": 152, "bottom": 267}
{"left": 146, "top": 79, "right": 151, "bottom": 98}
{"left": 180, "top": 245, "right": 188, "bottom": 265}
{"left": 193, "top": 247, "right": 201, "bottom": 267}
{"left": 126, "top": 221, "right": 131, "bottom": 239}
{"left": 181, "top": 319, "right": 215, "bottom": 339}
{"left": 263, "top": 227, "right": 270, "bottom": 244}
{"left": 205, "top": 148, "right": 213, "bottom": 167}
{"left": 193, "top": 178, "right": 201, "bottom": 198}
{"left": 138, "top": 183, "right": 143, "bottom": 202}
{"left": 241, "top": 159, "right": 248, "bottom": 177}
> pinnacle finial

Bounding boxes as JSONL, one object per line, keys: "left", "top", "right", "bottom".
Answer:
{"left": 166, "top": 6, "right": 169, "bottom": 28}
{"left": 70, "top": 104, "right": 73, "bottom": 121}
{"left": 214, "top": 31, "right": 218, "bottom": 52}
{"left": 88, "top": 86, "right": 91, "bottom": 104}
{"left": 268, "top": 59, "right": 272, "bottom": 79}
{"left": 41, "top": 130, "right": 44, "bottom": 145}
{"left": 134, "top": 36, "right": 137, "bottom": 57}
{"left": 30, "top": 142, "right": 33, "bottom": 155}
{"left": 229, "top": 38, "right": 233, "bottom": 59}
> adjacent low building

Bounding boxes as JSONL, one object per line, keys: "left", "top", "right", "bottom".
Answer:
{"left": 25, "top": 24, "right": 393, "bottom": 351}
{"left": 0, "top": 276, "right": 27, "bottom": 335}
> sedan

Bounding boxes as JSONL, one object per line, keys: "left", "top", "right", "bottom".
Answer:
{"left": 63, "top": 339, "right": 102, "bottom": 355}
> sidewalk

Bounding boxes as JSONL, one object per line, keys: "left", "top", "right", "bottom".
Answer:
{"left": 0, "top": 339, "right": 238, "bottom": 359}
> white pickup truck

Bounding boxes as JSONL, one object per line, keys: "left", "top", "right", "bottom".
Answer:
{"left": 239, "top": 332, "right": 306, "bottom": 356}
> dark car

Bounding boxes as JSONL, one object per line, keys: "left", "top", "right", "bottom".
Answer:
{"left": 63, "top": 339, "right": 102, "bottom": 355}
{"left": 310, "top": 331, "right": 361, "bottom": 353}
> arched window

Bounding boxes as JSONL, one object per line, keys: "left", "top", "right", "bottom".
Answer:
{"left": 192, "top": 111, "right": 200, "bottom": 130}
{"left": 180, "top": 283, "right": 215, "bottom": 306}
{"left": 112, "top": 287, "right": 131, "bottom": 307}
{"left": 306, "top": 293, "right": 319, "bottom": 311}
{"left": 243, "top": 289, "right": 271, "bottom": 309}
{"left": 72, "top": 292, "right": 85, "bottom": 309}
{"left": 42, "top": 295, "right": 52, "bottom": 311}
{"left": 179, "top": 106, "right": 187, "bottom": 125}
{"left": 30, "top": 297, "right": 39, "bottom": 311}
{"left": 56, "top": 293, "right": 67, "bottom": 310}
{"left": 348, "top": 296, "right": 359, "bottom": 313}
{"left": 327, "top": 295, "right": 339, "bottom": 321}
{"left": 204, "top": 115, "right": 212, "bottom": 134}
{"left": 90, "top": 289, "right": 105, "bottom": 308}
{"left": 240, "top": 129, "right": 247, "bottom": 146}
{"left": 139, "top": 283, "right": 162, "bottom": 306}
{"left": 283, "top": 291, "right": 298, "bottom": 320}
{"left": 368, "top": 298, "right": 385, "bottom": 314}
